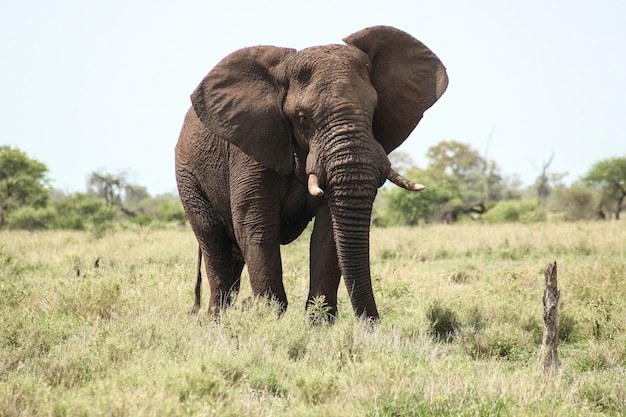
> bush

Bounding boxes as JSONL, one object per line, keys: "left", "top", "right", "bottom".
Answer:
{"left": 51, "top": 193, "right": 116, "bottom": 231}
{"left": 129, "top": 213, "right": 155, "bottom": 227}
{"left": 551, "top": 184, "right": 600, "bottom": 221}
{"left": 376, "top": 168, "right": 463, "bottom": 226}
{"left": 130, "top": 194, "right": 186, "bottom": 225}
{"left": 154, "top": 197, "right": 186, "bottom": 223}
{"left": 482, "top": 199, "right": 540, "bottom": 223}
{"left": 6, "top": 206, "right": 57, "bottom": 230}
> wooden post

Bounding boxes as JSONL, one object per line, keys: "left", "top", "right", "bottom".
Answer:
{"left": 541, "top": 261, "right": 561, "bottom": 374}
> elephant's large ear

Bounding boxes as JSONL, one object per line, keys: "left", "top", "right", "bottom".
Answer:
{"left": 344, "top": 26, "right": 448, "bottom": 154}
{"left": 191, "top": 46, "right": 296, "bottom": 175}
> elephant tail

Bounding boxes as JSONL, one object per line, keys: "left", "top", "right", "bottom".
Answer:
{"left": 192, "top": 246, "right": 202, "bottom": 314}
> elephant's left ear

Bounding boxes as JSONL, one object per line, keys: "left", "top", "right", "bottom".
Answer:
{"left": 191, "top": 46, "right": 296, "bottom": 175}
{"left": 344, "top": 26, "right": 448, "bottom": 154}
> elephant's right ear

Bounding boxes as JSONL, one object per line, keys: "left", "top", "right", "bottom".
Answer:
{"left": 191, "top": 46, "right": 296, "bottom": 175}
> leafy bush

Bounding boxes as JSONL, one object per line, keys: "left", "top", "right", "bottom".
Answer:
{"left": 376, "top": 168, "right": 463, "bottom": 226}
{"left": 481, "top": 199, "right": 540, "bottom": 223}
{"left": 128, "top": 194, "right": 186, "bottom": 226}
{"left": 154, "top": 196, "right": 186, "bottom": 223}
{"left": 6, "top": 206, "right": 56, "bottom": 230}
{"left": 551, "top": 184, "right": 600, "bottom": 221}
{"left": 51, "top": 193, "right": 116, "bottom": 231}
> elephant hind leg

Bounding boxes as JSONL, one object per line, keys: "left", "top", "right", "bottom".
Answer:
{"left": 183, "top": 197, "right": 241, "bottom": 315}
{"left": 191, "top": 245, "right": 235, "bottom": 314}
{"left": 200, "top": 239, "right": 241, "bottom": 315}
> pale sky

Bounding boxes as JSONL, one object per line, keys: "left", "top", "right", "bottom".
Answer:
{"left": 2, "top": 1, "right": 625, "bottom": 195}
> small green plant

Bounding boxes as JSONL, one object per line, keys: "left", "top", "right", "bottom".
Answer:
{"left": 426, "top": 300, "right": 460, "bottom": 342}
{"left": 306, "top": 295, "right": 334, "bottom": 325}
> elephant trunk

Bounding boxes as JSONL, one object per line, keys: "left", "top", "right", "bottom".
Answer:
{"left": 323, "top": 148, "right": 382, "bottom": 319}
{"left": 327, "top": 182, "right": 378, "bottom": 319}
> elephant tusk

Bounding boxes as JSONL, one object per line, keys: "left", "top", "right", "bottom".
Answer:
{"left": 387, "top": 168, "right": 426, "bottom": 192}
{"left": 307, "top": 173, "right": 324, "bottom": 196}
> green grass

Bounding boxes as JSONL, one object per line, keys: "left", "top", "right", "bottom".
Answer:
{"left": 1, "top": 222, "right": 625, "bottom": 416}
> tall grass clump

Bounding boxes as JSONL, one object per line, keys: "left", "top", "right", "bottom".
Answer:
{"left": 426, "top": 299, "right": 460, "bottom": 342}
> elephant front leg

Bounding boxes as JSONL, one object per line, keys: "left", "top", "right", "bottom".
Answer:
{"left": 241, "top": 240, "right": 287, "bottom": 312}
{"left": 307, "top": 203, "right": 341, "bottom": 321}
{"left": 231, "top": 166, "right": 288, "bottom": 312}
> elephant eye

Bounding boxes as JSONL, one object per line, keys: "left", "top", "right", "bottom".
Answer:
{"left": 297, "top": 111, "right": 308, "bottom": 126}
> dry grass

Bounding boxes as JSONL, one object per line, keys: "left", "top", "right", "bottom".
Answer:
{"left": 1, "top": 221, "right": 625, "bottom": 416}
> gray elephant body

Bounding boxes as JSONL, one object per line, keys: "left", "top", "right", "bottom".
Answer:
{"left": 175, "top": 26, "right": 448, "bottom": 320}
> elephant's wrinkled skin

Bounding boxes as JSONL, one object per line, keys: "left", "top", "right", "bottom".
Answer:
{"left": 175, "top": 26, "right": 448, "bottom": 320}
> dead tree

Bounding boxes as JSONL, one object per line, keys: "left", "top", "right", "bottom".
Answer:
{"left": 536, "top": 154, "right": 554, "bottom": 206}
{"left": 541, "top": 261, "right": 561, "bottom": 374}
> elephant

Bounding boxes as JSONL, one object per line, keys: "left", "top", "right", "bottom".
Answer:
{"left": 175, "top": 25, "right": 448, "bottom": 321}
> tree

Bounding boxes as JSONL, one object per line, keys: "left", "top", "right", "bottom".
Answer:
{"left": 584, "top": 156, "right": 626, "bottom": 219}
{"left": 426, "top": 140, "right": 483, "bottom": 179}
{"left": 378, "top": 167, "right": 463, "bottom": 225}
{"left": 0, "top": 146, "right": 50, "bottom": 226}
{"left": 535, "top": 154, "right": 553, "bottom": 205}
{"left": 551, "top": 184, "right": 601, "bottom": 221}
{"left": 87, "top": 171, "right": 127, "bottom": 207}
{"left": 124, "top": 184, "right": 150, "bottom": 205}
{"left": 376, "top": 140, "right": 519, "bottom": 226}
{"left": 426, "top": 140, "right": 507, "bottom": 206}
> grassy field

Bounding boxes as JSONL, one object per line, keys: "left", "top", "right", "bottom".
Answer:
{"left": 1, "top": 222, "right": 625, "bottom": 416}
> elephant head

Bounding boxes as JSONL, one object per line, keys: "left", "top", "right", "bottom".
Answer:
{"left": 189, "top": 26, "right": 447, "bottom": 319}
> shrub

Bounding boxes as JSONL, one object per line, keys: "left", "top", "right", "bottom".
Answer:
{"left": 155, "top": 197, "right": 186, "bottom": 223}
{"left": 551, "top": 184, "right": 600, "bottom": 221}
{"left": 426, "top": 300, "right": 460, "bottom": 342}
{"left": 129, "top": 194, "right": 186, "bottom": 225}
{"left": 482, "top": 199, "right": 540, "bottom": 223}
{"left": 459, "top": 324, "right": 534, "bottom": 360}
{"left": 51, "top": 193, "right": 116, "bottom": 231}
{"left": 6, "top": 206, "right": 57, "bottom": 230}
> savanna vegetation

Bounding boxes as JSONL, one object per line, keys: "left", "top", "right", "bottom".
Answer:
{"left": 0, "top": 146, "right": 185, "bottom": 233}
{"left": 1, "top": 145, "right": 625, "bottom": 415}
{"left": 1, "top": 223, "right": 625, "bottom": 416}
{"left": 2, "top": 144, "right": 625, "bottom": 233}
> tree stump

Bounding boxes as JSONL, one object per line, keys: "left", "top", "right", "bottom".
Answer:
{"left": 541, "top": 261, "right": 561, "bottom": 374}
